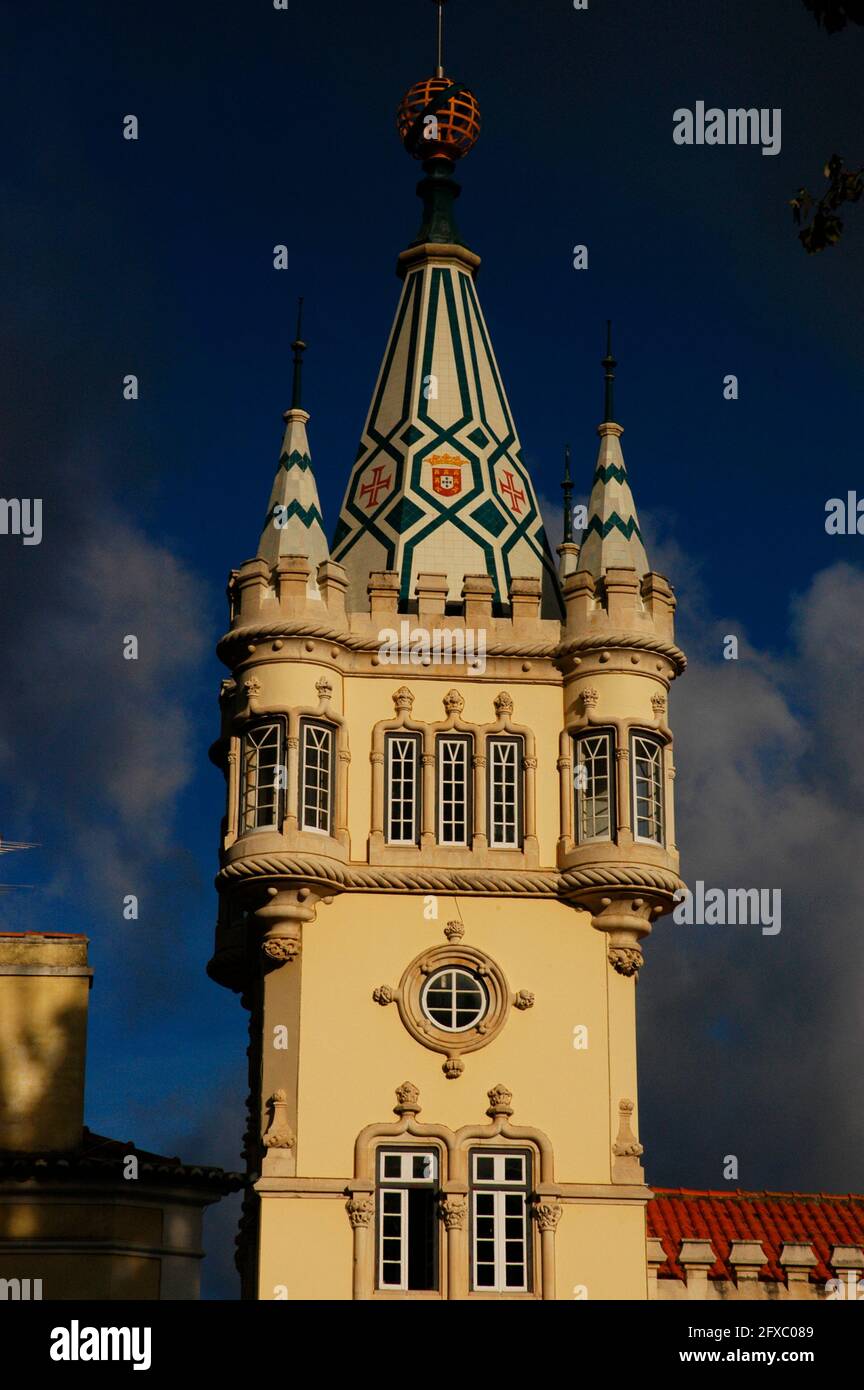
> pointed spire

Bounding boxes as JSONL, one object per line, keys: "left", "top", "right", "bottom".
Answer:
{"left": 562, "top": 444, "right": 573, "bottom": 544}
{"left": 576, "top": 327, "right": 650, "bottom": 580}
{"left": 333, "top": 33, "right": 559, "bottom": 617}
{"left": 256, "top": 305, "right": 329, "bottom": 574}
{"left": 434, "top": 0, "right": 447, "bottom": 79}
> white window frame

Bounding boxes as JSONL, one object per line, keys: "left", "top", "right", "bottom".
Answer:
{"left": 385, "top": 732, "right": 422, "bottom": 845}
{"left": 299, "top": 719, "right": 335, "bottom": 835}
{"left": 437, "top": 734, "right": 472, "bottom": 846}
{"left": 420, "top": 965, "right": 489, "bottom": 1033}
{"left": 377, "top": 1149, "right": 439, "bottom": 1292}
{"left": 574, "top": 729, "right": 614, "bottom": 844}
{"left": 488, "top": 736, "right": 522, "bottom": 849}
{"left": 240, "top": 720, "right": 284, "bottom": 833}
{"left": 630, "top": 732, "right": 664, "bottom": 845}
{"left": 470, "top": 1150, "right": 531, "bottom": 1294}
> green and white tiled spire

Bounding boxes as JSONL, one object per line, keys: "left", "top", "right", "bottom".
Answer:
{"left": 576, "top": 325, "right": 649, "bottom": 579}
{"left": 257, "top": 301, "right": 329, "bottom": 573}
{"left": 330, "top": 76, "right": 561, "bottom": 618}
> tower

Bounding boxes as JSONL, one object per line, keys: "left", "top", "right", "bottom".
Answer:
{"left": 208, "top": 6, "right": 686, "bottom": 1300}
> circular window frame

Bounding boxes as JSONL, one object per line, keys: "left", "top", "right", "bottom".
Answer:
{"left": 396, "top": 944, "right": 511, "bottom": 1057}
{"left": 420, "top": 965, "right": 489, "bottom": 1033}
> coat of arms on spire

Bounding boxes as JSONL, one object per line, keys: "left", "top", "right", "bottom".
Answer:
{"left": 430, "top": 453, "right": 465, "bottom": 497}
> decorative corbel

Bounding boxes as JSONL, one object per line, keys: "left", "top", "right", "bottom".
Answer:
{"left": 612, "top": 1098, "right": 645, "bottom": 1182}
{"left": 263, "top": 1089, "right": 296, "bottom": 1150}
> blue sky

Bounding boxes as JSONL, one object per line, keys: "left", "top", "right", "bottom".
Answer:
{"left": 1, "top": 0, "right": 862, "bottom": 1295}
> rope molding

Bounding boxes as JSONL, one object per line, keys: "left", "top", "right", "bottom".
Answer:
{"left": 559, "top": 864, "right": 684, "bottom": 895}
{"left": 216, "top": 854, "right": 682, "bottom": 899}
{"left": 217, "top": 621, "right": 686, "bottom": 670}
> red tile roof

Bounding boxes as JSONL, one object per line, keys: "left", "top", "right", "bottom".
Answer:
{"left": 648, "top": 1188, "right": 864, "bottom": 1282}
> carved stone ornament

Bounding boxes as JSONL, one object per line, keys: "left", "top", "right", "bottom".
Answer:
{"left": 263, "top": 1089, "right": 296, "bottom": 1150}
{"left": 394, "top": 1081, "right": 421, "bottom": 1114}
{"left": 244, "top": 676, "right": 261, "bottom": 698}
{"left": 493, "top": 691, "right": 514, "bottom": 718}
{"left": 393, "top": 686, "right": 415, "bottom": 712}
{"left": 346, "top": 1194, "right": 374, "bottom": 1229}
{"left": 532, "top": 1200, "right": 563, "bottom": 1233}
{"left": 612, "top": 1098, "right": 645, "bottom": 1183}
{"left": 421, "top": 752, "right": 435, "bottom": 767}
{"left": 486, "top": 1084, "right": 514, "bottom": 1118}
{"left": 651, "top": 691, "right": 667, "bottom": 714}
{"left": 442, "top": 1057, "right": 464, "bottom": 1080}
{"left": 439, "top": 1196, "right": 468, "bottom": 1231}
{"left": 315, "top": 675, "right": 333, "bottom": 702}
{"left": 262, "top": 936, "right": 301, "bottom": 963}
{"left": 443, "top": 689, "right": 465, "bottom": 717}
{"left": 514, "top": 990, "right": 535, "bottom": 1011}
{"left": 608, "top": 944, "right": 644, "bottom": 977}
{"left": 372, "top": 984, "right": 395, "bottom": 1006}
{"left": 444, "top": 921, "right": 465, "bottom": 942}
{"left": 581, "top": 687, "right": 599, "bottom": 709}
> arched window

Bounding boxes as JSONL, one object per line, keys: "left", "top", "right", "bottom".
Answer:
{"left": 573, "top": 730, "right": 614, "bottom": 843}
{"left": 240, "top": 720, "right": 285, "bottom": 832}
{"left": 487, "top": 736, "right": 523, "bottom": 849}
{"left": 376, "top": 1147, "right": 440, "bottom": 1292}
{"left": 299, "top": 719, "right": 335, "bottom": 835}
{"left": 385, "top": 731, "right": 422, "bottom": 844}
{"left": 470, "top": 1149, "right": 532, "bottom": 1293}
{"left": 630, "top": 732, "right": 664, "bottom": 844}
{"left": 437, "top": 733, "right": 472, "bottom": 846}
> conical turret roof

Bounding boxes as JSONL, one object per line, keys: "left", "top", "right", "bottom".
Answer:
{"left": 576, "top": 328, "right": 649, "bottom": 578}
{"left": 256, "top": 302, "right": 329, "bottom": 574}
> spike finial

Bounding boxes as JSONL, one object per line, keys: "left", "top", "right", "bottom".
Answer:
{"left": 291, "top": 297, "right": 306, "bottom": 411}
{"left": 562, "top": 443, "right": 573, "bottom": 544}
{"left": 602, "top": 319, "right": 617, "bottom": 423}
{"left": 434, "top": 1, "right": 447, "bottom": 79}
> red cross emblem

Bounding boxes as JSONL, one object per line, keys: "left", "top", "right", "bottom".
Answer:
{"left": 359, "top": 464, "right": 392, "bottom": 509}
{"left": 499, "top": 470, "right": 526, "bottom": 515}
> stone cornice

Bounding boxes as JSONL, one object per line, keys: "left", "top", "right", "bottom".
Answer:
{"left": 217, "top": 618, "right": 686, "bottom": 672}
{"left": 216, "top": 851, "right": 684, "bottom": 903}
{"left": 217, "top": 853, "right": 558, "bottom": 897}
{"left": 558, "top": 631, "right": 687, "bottom": 674}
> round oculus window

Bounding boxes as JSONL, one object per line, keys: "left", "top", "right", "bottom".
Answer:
{"left": 420, "top": 966, "right": 488, "bottom": 1032}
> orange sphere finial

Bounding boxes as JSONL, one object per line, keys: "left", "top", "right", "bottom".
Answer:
{"left": 396, "top": 77, "right": 481, "bottom": 163}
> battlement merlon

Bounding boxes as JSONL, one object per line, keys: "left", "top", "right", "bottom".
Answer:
{"left": 218, "top": 560, "right": 566, "bottom": 672}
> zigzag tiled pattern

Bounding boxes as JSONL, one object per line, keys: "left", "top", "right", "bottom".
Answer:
{"left": 257, "top": 408, "right": 329, "bottom": 572}
{"left": 577, "top": 422, "right": 649, "bottom": 577}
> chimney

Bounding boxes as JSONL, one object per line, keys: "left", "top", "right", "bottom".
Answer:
{"left": 0, "top": 933, "right": 92, "bottom": 1152}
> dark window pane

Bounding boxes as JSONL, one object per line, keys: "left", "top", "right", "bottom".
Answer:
{"left": 407, "top": 1187, "right": 436, "bottom": 1290}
